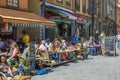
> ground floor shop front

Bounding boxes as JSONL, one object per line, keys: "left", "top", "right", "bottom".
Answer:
{"left": 0, "top": 7, "right": 56, "bottom": 41}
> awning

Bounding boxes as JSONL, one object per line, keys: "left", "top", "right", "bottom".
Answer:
{"left": 58, "top": 10, "right": 86, "bottom": 23}
{"left": 53, "top": 20, "right": 72, "bottom": 26}
{"left": 0, "top": 7, "right": 56, "bottom": 27}
{"left": 45, "top": 2, "right": 74, "bottom": 13}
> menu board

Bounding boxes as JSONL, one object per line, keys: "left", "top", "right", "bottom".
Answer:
{"left": 29, "top": 42, "right": 35, "bottom": 60}
{"left": 105, "top": 36, "right": 115, "bottom": 51}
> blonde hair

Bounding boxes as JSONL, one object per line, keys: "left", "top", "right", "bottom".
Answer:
{"left": 12, "top": 43, "right": 19, "bottom": 50}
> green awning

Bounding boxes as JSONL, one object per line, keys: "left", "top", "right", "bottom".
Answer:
{"left": 63, "top": 21, "right": 71, "bottom": 26}
{"left": 52, "top": 20, "right": 71, "bottom": 26}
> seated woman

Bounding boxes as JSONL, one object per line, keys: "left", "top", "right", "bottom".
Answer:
{"left": 52, "top": 38, "right": 61, "bottom": 63}
{"left": 0, "top": 55, "right": 15, "bottom": 77}
{"left": 74, "top": 42, "right": 82, "bottom": 57}
{"left": 67, "top": 42, "right": 74, "bottom": 60}
{"left": 7, "top": 43, "right": 20, "bottom": 67}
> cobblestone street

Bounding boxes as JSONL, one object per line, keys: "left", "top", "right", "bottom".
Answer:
{"left": 31, "top": 49, "right": 120, "bottom": 80}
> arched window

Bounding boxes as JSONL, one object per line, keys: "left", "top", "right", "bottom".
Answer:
{"left": 7, "top": 0, "right": 19, "bottom": 7}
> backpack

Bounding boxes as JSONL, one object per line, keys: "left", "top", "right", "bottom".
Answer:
{"left": 37, "top": 69, "right": 48, "bottom": 75}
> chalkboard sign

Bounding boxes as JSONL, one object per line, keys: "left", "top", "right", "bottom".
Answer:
{"left": 29, "top": 42, "right": 35, "bottom": 60}
{"left": 105, "top": 36, "right": 115, "bottom": 51}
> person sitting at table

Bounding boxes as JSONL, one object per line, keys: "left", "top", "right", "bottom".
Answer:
{"left": 7, "top": 43, "right": 20, "bottom": 67}
{"left": 39, "top": 40, "right": 47, "bottom": 52}
{"left": 0, "top": 55, "right": 13, "bottom": 77}
{"left": 83, "top": 38, "right": 88, "bottom": 49}
{"left": 67, "top": 42, "right": 74, "bottom": 60}
{"left": 45, "top": 38, "right": 52, "bottom": 50}
{"left": 52, "top": 38, "right": 61, "bottom": 63}
{"left": 0, "top": 55, "right": 19, "bottom": 78}
{"left": 74, "top": 43, "right": 82, "bottom": 57}
{"left": 60, "top": 40, "right": 67, "bottom": 61}
{"left": 61, "top": 40, "right": 67, "bottom": 50}
{"left": 39, "top": 40, "right": 50, "bottom": 61}
{"left": 87, "top": 37, "right": 95, "bottom": 56}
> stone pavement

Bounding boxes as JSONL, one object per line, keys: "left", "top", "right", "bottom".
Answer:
{"left": 31, "top": 43, "right": 120, "bottom": 80}
{"left": 31, "top": 54, "right": 120, "bottom": 80}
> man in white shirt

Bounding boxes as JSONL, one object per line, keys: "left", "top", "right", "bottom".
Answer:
{"left": 39, "top": 40, "right": 47, "bottom": 51}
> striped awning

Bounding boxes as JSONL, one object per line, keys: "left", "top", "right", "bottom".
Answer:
{"left": 0, "top": 7, "right": 56, "bottom": 27}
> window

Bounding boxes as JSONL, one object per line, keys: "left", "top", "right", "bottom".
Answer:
{"left": 56, "top": 0, "right": 63, "bottom": 3}
{"left": 7, "top": 0, "right": 18, "bottom": 7}
{"left": 75, "top": 0, "right": 80, "bottom": 11}
{"left": 82, "top": 0, "right": 86, "bottom": 13}
{"left": 66, "top": 0, "right": 71, "bottom": 5}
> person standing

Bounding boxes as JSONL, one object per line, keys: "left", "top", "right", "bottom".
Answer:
{"left": 117, "top": 31, "right": 120, "bottom": 49}
{"left": 22, "top": 31, "right": 30, "bottom": 49}
{"left": 87, "top": 37, "right": 95, "bottom": 56}
{"left": 94, "top": 30, "right": 101, "bottom": 55}
{"left": 94, "top": 30, "right": 100, "bottom": 44}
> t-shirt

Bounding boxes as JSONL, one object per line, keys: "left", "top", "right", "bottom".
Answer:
{"left": 45, "top": 43, "right": 52, "bottom": 49}
{"left": 88, "top": 40, "right": 94, "bottom": 48}
{"left": 23, "top": 34, "right": 30, "bottom": 45}
{"left": 0, "top": 41, "right": 4, "bottom": 48}
{"left": 39, "top": 44, "right": 47, "bottom": 51}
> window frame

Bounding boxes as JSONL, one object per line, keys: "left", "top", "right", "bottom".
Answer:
{"left": 75, "top": 0, "right": 80, "bottom": 11}
{"left": 82, "top": 0, "right": 86, "bottom": 13}
{"left": 7, "top": 0, "right": 19, "bottom": 8}
{"left": 56, "top": 0, "right": 63, "bottom": 3}
{"left": 66, "top": 0, "right": 71, "bottom": 6}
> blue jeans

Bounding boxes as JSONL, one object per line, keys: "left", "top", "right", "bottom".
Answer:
{"left": 55, "top": 53, "right": 60, "bottom": 63}
{"left": 48, "top": 52, "right": 55, "bottom": 60}
{"left": 87, "top": 48, "right": 95, "bottom": 55}
{"left": 22, "top": 48, "right": 28, "bottom": 58}
{"left": 117, "top": 40, "right": 120, "bottom": 49}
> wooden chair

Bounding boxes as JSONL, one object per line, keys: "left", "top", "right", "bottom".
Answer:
{"left": 40, "top": 51, "right": 51, "bottom": 63}
{"left": 0, "top": 72, "right": 7, "bottom": 80}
